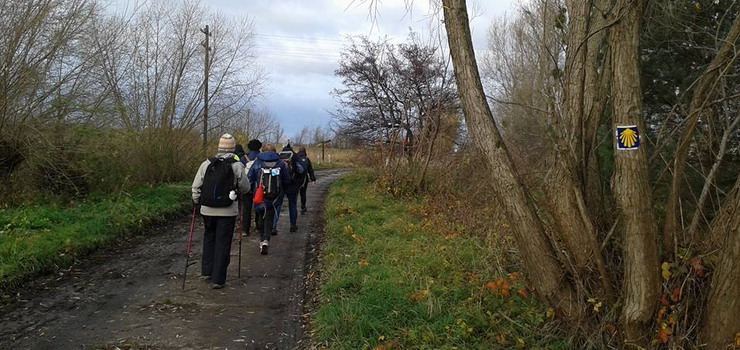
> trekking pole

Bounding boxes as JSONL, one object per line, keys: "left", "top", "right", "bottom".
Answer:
{"left": 237, "top": 195, "right": 243, "bottom": 278}
{"left": 182, "top": 205, "right": 197, "bottom": 291}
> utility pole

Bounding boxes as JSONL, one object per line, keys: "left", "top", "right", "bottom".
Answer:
{"left": 201, "top": 25, "right": 211, "bottom": 154}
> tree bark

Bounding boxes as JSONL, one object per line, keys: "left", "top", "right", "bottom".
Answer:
{"left": 543, "top": 0, "right": 612, "bottom": 299}
{"left": 442, "top": 0, "right": 581, "bottom": 319}
{"left": 662, "top": 14, "right": 740, "bottom": 254}
{"left": 703, "top": 175, "right": 740, "bottom": 349}
{"left": 609, "top": 0, "right": 660, "bottom": 344}
{"left": 582, "top": 0, "right": 612, "bottom": 231}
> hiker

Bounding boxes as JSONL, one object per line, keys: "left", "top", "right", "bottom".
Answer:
{"left": 295, "top": 146, "right": 316, "bottom": 214}
{"left": 241, "top": 139, "right": 262, "bottom": 235}
{"left": 278, "top": 144, "right": 302, "bottom": 232}
{"left": 191, "top": 133, "right": 249, "bottom": 289}
{"left": 247, "top": 144, "right": 292, "bottom": 255}
{"left": 234, "top": 143, "right": 247, "bottom": 165}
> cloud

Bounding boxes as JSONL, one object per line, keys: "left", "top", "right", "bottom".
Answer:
{"left": 110, "top": 0, "right": 517, "bottom": 136}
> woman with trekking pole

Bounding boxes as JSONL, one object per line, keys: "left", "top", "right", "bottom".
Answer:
{"left": 189, "top": 134, "right": 249, "bottom": 289}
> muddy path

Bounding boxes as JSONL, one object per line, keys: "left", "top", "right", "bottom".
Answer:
{"left": 0, "top": 169, "right": 348, "bottom": 350}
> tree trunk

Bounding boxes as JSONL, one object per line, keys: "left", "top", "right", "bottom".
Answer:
{"left": 609, "top": 0, "right": 660, "bottom": 344}
{"left": 662, "top": 14, "right": 740, "bottom": 254}
{"left": 703, "top": 175, "right": 740, "bottom": 349}
{"left": 582, "top": 1, "right": 612, "bottom": 231}
{"left": 543, "top": 0, "right": 612, "bottom": 299}
{"left": 442, "top": 0, "right": 581, "bottom": 320}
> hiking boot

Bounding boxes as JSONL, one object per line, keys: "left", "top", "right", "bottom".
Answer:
{"left": 211, "top": 283, "right": 224, "bottom": 289}
{"left": 260, "top": 240, "right": 269, "bottom": 255}
{"left": 301, "top": 207, "right": 307, "bottom": 214}
{"left": 289, "top": 226, "right": 297, "bottom": 232}
{"left": 198, "top": 275, "right": 212, "bottom": 281}
{"left": 271, "top": 229, "right": 278, "bottom": 236}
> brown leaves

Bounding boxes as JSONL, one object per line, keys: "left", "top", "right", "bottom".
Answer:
{"left": 671, "top": 287, "right": 681, "bottom": 302}
{"left": 689, "top": 257, "right": 705, "bottom": 277}
{"left": 372, "top": 340, "right": 400, "bottom": 350}
{"left": 657, "top": 322, "right": 673, "bottom": 344}
{"left": 486, "top": 278, "right": 510, "bottom": 297}
{"left": 410, "top": 288, "right": 430, "bottom": 302}
{"left": 486, "top": 273, "right": 527, "bottom": 298}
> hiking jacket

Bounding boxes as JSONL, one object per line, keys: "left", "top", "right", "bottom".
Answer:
{"left": 296, "top": 150, "right": 316, "bottom": 184}
{"left": 247, "top": 152, "right": 293, "bottom": 203}
{"left": 191, "top": 153, "right": 249, "bottom": 217}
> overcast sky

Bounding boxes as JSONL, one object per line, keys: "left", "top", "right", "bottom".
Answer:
{"left": 111, "top": 0, "right": 518, "bottom": 138}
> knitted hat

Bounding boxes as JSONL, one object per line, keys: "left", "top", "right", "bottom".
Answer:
{"left": 247, "top": 139, "right": 262, "bottom": 151}
{"left": 218, "top": 133, "right": 236, "bottom": 152}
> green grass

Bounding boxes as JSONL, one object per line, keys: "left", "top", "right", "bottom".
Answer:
{"left": 0, "top": 183, "right": 190, "bottom": 290}
{"left": 313, "top": 161, "right": 354, "bottom": 170}
{"left": 313, "top": 171, "right": 568, "bottom": 349}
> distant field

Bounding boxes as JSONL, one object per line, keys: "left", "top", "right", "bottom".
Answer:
{"left": 305, "top": 147, "right": 357, "bottom": 169}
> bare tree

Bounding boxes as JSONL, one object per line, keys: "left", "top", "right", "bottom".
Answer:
{"left": 292, "top": 126, "right": 310, "bottom": 145}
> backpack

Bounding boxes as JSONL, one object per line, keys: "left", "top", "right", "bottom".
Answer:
{"left": 259, "top": 161, "right": 282, "bottom": 200}
{"left": 200, "top": 157, "right": 237, "bottom": 207}
{"left": 295, "top": 156, "right": 308, "bottom": 176}
{"left": 279, "top": 150, "right": 304, "bottom": 179}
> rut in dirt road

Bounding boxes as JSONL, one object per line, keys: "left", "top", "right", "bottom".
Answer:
{"left": 0, "top": 169, "right": 348, "bottom": 350}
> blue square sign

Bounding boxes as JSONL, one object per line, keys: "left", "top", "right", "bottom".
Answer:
{"left": 616, "top": 125, "right": 640, "bottom": 150}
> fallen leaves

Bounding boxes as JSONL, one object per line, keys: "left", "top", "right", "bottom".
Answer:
{"left": 486, "top": 278, "right": 511, "bottom": 297}
{"left": 587, "top": 297, "right": 603, "bottom": 313}
{"left": 657, "top": 322, "right": 673, "bottom": 344}
{"left": 689, "top": 258, "right": 705, "bottom": 277}
{"left": 410, "top": 288, "right": 430, "bottom": 302}
{"left": 372, "top": 340, "right": 401, "bottom": 350}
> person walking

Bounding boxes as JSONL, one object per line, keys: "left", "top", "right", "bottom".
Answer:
{"left": 295, "top": 146, "right": 316, "bottom": 214}
{"left": 240, "top": 139, "right": 262, "bottom": 235}
{"left": 279, "top": 144, "right": 301, "bottom": 232}
{"left": 247, "top": 144, "right": 292, "bottom": 254}
{"left": 191, "top": 133, "right": 249, "bottom": 289}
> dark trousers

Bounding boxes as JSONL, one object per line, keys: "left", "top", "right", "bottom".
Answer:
{"left": 241, "top": 195, "right": 253, "bottom": 234}
{"left": 201, "top": 215, "right": 236, "bottom": 285}
{"left": 299, "top": 182, "right": 308, "bottom": 210}
{"left": 286, "top": 192, "right": 298, "bottom": 226}
{"left": 257, "top": 202, "right": 277, "bottom": 242}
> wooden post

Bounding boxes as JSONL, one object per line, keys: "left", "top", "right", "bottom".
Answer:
{"left": 201, "top": 25, "right": 211, "bottom": 154}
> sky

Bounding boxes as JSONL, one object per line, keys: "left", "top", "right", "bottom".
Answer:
{"left": 112, "top": 0, "right": 519, "bottom": 138}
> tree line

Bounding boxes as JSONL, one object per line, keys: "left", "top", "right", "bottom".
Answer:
{"left": 0, "top": 0, "right": 280, "bottom": 205}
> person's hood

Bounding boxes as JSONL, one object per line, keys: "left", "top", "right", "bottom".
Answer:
{"left": 234, "top": 144, "right": 246, "bottom": 156}
{"left": 257, "top": 152, "right": 280, "bottom": 162}
{"left": 297, "top": 150, "right": 307, "bottom": 156}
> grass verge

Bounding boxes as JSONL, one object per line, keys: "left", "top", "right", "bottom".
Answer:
{"left": 313, "top": 171, "right": 568, "bottom": 349}
{"left": 0, "top": 183, "right": 189, "bottom": 291}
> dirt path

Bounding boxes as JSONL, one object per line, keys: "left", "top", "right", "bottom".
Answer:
{"left": 0, "top": 169, "right": 347, "bottom": 350}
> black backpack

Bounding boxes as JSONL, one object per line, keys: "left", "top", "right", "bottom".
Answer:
{"left": 259, "top": 161, "right": 282, "bottom": 200}
{"left": 295, "top": 156, "right": 308, "bottom": 177}
{"left": 199, "top": 157, "right": 237, "bottom": 207}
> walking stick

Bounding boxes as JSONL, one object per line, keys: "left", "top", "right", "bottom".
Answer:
{"left": 237, "top": 196, "right": 243, "bottom": 278}
{"left": 182, "top": 205, "right": 197, "bottom": 291}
